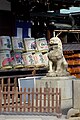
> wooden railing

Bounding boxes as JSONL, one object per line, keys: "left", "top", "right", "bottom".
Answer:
{"left": 0, "top": 87, "right": 61, "bottom": 116}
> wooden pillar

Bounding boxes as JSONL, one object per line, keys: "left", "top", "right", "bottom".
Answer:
{"left": 47, "top": 30, "right": 51, "bottom": 42}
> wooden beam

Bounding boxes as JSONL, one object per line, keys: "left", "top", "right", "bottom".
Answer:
{"left": 54, "top": 30, "right": 80, "bottom": 33}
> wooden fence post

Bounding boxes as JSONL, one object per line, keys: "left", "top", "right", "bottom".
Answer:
{"left": 28, "top": 88, "right": 30, "bottom": 112}
{"left": 4, "top": 87, "right": 6, "bottom": 112}
{"left": 59, "top": 88, "right": 61, "bottom": 113}
{"left": 20, "top": 88, "right": 22, "bottom": 112}
{"left": 40, "top": 88, "right": 42, "bottom": 112}
{"left": 1, "top": 78, "right": 4, "bottom": 93}
{"left": 8, "top": 87, "right": 10, "bottom": 112}
{"left": 32, "top": 88, "right": 34, "bottom": 112}
{"left": 36, "top": 88, "right": 38, "bottom": 112}
{"left": 48, "top": 88, "right": 50, "bottom": 112}
{"left": 52, "top": 88, "right": 54, "bottom": 112}
{"left": 12, "top": 87, "right": 14, "bottom": 112}
{"left": 14, "top": 78, "right": 17, "bottom": 90}
{"left": 16, "top": 87, "right": 18, "bottom": 112}
{"left": 24, "top": 88, "right": 26, "bottom": 112}
{"left": 56, "top": 88, "right": 58, "bottom": 113}
{"left": 8, "top": 78, "right": 10, "bottom": 89}
{"left": 44, "top": 88, "right": 46, "bottom": 112}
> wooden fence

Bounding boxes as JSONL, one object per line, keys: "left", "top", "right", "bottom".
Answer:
{"left": 0, "top": 87, "right": 61, "bottom": 115}
{"left": 0, "top": 77, "right": 18, "bottom": 92}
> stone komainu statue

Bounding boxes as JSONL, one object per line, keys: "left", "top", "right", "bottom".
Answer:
{"left": 46, "top": 37, "right": 69, "bottom": 77}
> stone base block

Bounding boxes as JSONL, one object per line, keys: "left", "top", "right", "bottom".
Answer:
{"left": 73, "top": 80, "right": 80, "bottom": 109}
{"left": 36, "top": 76, "right": 76, "bottom": 109}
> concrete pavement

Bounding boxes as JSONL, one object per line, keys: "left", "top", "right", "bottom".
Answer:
{"left": 0, "top": 115, "right": 67, "bottom": 120}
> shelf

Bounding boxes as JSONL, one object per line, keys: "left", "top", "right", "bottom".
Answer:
{"left": 65, "top": 56, "right": 80, "bottom": 59}
{"left": 68, "top": 64, "right": 80, "bottom": 66}
{"left": 0, "top": 67, "right": 48, "bottom": 78}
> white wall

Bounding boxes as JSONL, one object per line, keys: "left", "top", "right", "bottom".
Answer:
{"left": 0, "top": 0, "right": 11, "bottom": 11}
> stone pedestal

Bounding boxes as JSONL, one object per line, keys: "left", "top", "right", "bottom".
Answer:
{"left": 36, "top": 76, "right": 76, "bottom": 110}
{"left": 66, "top": 79, "right": 80, "bottom": 118}
{"left": 73, "top": 80, "right": 80, "bottom": 109}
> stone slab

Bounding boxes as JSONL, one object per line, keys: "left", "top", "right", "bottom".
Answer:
{"left": 73, "top": 80, "right": 80, "bottom": 109}
{"left": 36, "top": 76, "right": 75, "bottom": 100}
{"left": 36, "top": 76, "right": 76, "bottom": 109}
{"left": 0, "top": 115, "right": 67, "bottom": 120}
